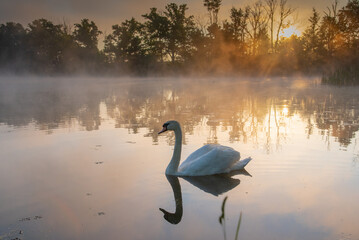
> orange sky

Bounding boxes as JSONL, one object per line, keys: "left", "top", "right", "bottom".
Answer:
{"left": 0, "top": 0, "right": 340, "bottom": 34}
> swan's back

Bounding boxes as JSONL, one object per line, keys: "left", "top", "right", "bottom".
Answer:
{"left": 178, "top": 144, "right": 240, "bottom": 176}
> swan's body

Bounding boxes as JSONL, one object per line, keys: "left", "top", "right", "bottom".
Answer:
{"left": 159, "top": 120, "right": 252, "bottom": 176}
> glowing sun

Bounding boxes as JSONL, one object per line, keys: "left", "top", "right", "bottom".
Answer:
{"left": 279, "top": 26, "right": 301, "bottom": 38}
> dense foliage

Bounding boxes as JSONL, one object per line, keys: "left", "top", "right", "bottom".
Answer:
{"left": 0, "top": 0, "right": 358, "bottom": 80}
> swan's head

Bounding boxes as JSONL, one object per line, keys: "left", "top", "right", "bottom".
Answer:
{"left": 158, "top": 120, "right": 180, "bottom": 134}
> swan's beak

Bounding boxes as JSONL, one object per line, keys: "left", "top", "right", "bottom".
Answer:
{"left": 158, "top": 126, "right": 167, "bottom": 134}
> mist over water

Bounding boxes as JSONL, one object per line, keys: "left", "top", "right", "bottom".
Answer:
{"left": 1, "top": 76, "right": 358, "bottom": 147}
{"left": 0, "top": 76, "right": 358, "bottom": 240}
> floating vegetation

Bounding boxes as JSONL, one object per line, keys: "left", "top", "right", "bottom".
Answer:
{"left": 18, "top": 218, "right": 30, "bottom": 222}
{"left": 0, "top": 230, "right": 23, "bottom": 240}
{"left": 19, "top": 216, "right": 42, "bottom": 222}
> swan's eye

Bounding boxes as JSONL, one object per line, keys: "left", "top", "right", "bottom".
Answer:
{"left": 163, "top": 123, "right": 169, "bottom": 128}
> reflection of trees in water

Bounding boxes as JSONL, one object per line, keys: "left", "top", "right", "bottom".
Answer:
{"left": 297, "top": 88, "right": 359, "bottom": 148}
{"left": 315, "top": 97, "right": 359, "bottom": 148}
{"left": 105, "top": 82, "right": 204, "bottom": 144}
{"left": 77, "top": 90, "right": 102, "bottom": 131}
{"left": 0, "top": 79, "right": 358, "bottom": 150}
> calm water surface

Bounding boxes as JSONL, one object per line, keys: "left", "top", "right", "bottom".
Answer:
{"left": 0, "top": 76, "right": 358, "bottom": 240}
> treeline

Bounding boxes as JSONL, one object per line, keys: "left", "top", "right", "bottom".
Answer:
{"left": 0, "top": 0, "right": 359, "bottom": 78}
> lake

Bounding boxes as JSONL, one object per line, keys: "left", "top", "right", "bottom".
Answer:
{"left": 0, "top": 76, "right": 358, "bottom": 240}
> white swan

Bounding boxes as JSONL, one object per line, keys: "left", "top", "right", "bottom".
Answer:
{"left": 158, "top": 120, "right": 252, "bottom": 176}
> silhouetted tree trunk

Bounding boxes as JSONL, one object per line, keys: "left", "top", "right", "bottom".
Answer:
{"left": 246, "top": 1, "right": 268, "bottom": 55}
{"left": 203, "top": 0, "right": 222, "bottom": 25}
{"left": 265, "top": 0, "right": 278, "bottom": 52}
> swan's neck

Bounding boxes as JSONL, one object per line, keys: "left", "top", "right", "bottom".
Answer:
{"left": 166, "top": 126, "right": 182, "bottom": 175}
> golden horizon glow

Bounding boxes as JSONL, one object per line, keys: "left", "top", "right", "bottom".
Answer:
{"left": 279, "top": 26, "right": 301, "bottom": 39}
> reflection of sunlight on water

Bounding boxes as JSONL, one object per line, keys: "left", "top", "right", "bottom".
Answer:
{"left": 282, "top": 106, "right": 289, "bottom": 116}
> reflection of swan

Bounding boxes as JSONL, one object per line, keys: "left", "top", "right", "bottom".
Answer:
{"left": 160, "top": 171, "right": 251, "bottom": 224}
{"left": 158, "top": 120, "right": 252, "bottom": 176}
{"left": 183, "top": 169, "right": 251, "bottom": 196}
{"left": 159, "top": 175, "right": 183, "bottom": 224}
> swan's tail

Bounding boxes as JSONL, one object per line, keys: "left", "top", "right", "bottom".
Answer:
{"left": 231, "top": 157, "right": 252, "bottom": 171}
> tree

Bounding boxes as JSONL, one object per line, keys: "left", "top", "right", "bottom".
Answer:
{"left": 265, "top": 0, "right": 278, "bottom": 51}
{"left": 302, "top": 8, "right": 321, "bottom": 66}
{"left": 27, "top": 18, "right": 69, "bottom": 72}
{"left": 275, "top": 0, "right": 295, "bottom": 49}
{"left": 246, "top": 1, "right": 269, "bottom": 55}
{"left": 222, "top": 7, "right": 249, "bottom": 55}
{"left": 338, "top": 0, "right": 359, "bottom": 54}
{"left": 319, "top": 0, "right": 340, "bottom": 58}
{"left": 207, "top": 23, "right": 224, "bottom": 58}
{"left": 322, "top": 0, "right": 359, "bottom": 84}
{"left": 164, "top": 3, "right": 195, "bottom": 62}
{"left": 142, "top": 8, "right": 170, "bottom": 62}
{"left": 73, "top": 19, "right": 103, "bottom": 72}
{"left": 276, "top": 35, "right": 304, "bottom": 73}
{"left": 0, "top": 22, "right": 26, "bottom": 69}
{"left": 203, "top": 0, "right": 222, "bottom": 25}
{"left": 73, "top": 19, "right": 102, "bottom": 50}
{"left": 188, "top": 27, "right": 209, "bottom": 69}
{"left": 104, "top": 18, "right": 145, "bottom": 68}
{"left": 143, "top": 3, "right": 195, "bottom": 63}
{"left": 230, "top": 7, "right": 249, "bottom": 43}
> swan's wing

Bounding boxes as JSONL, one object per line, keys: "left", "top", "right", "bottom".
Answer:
{"left": 178, "top": 145, "right": 240, "bottom": 176}
{"left": 182, "top": 144, "right": 219, "bottom": 165}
